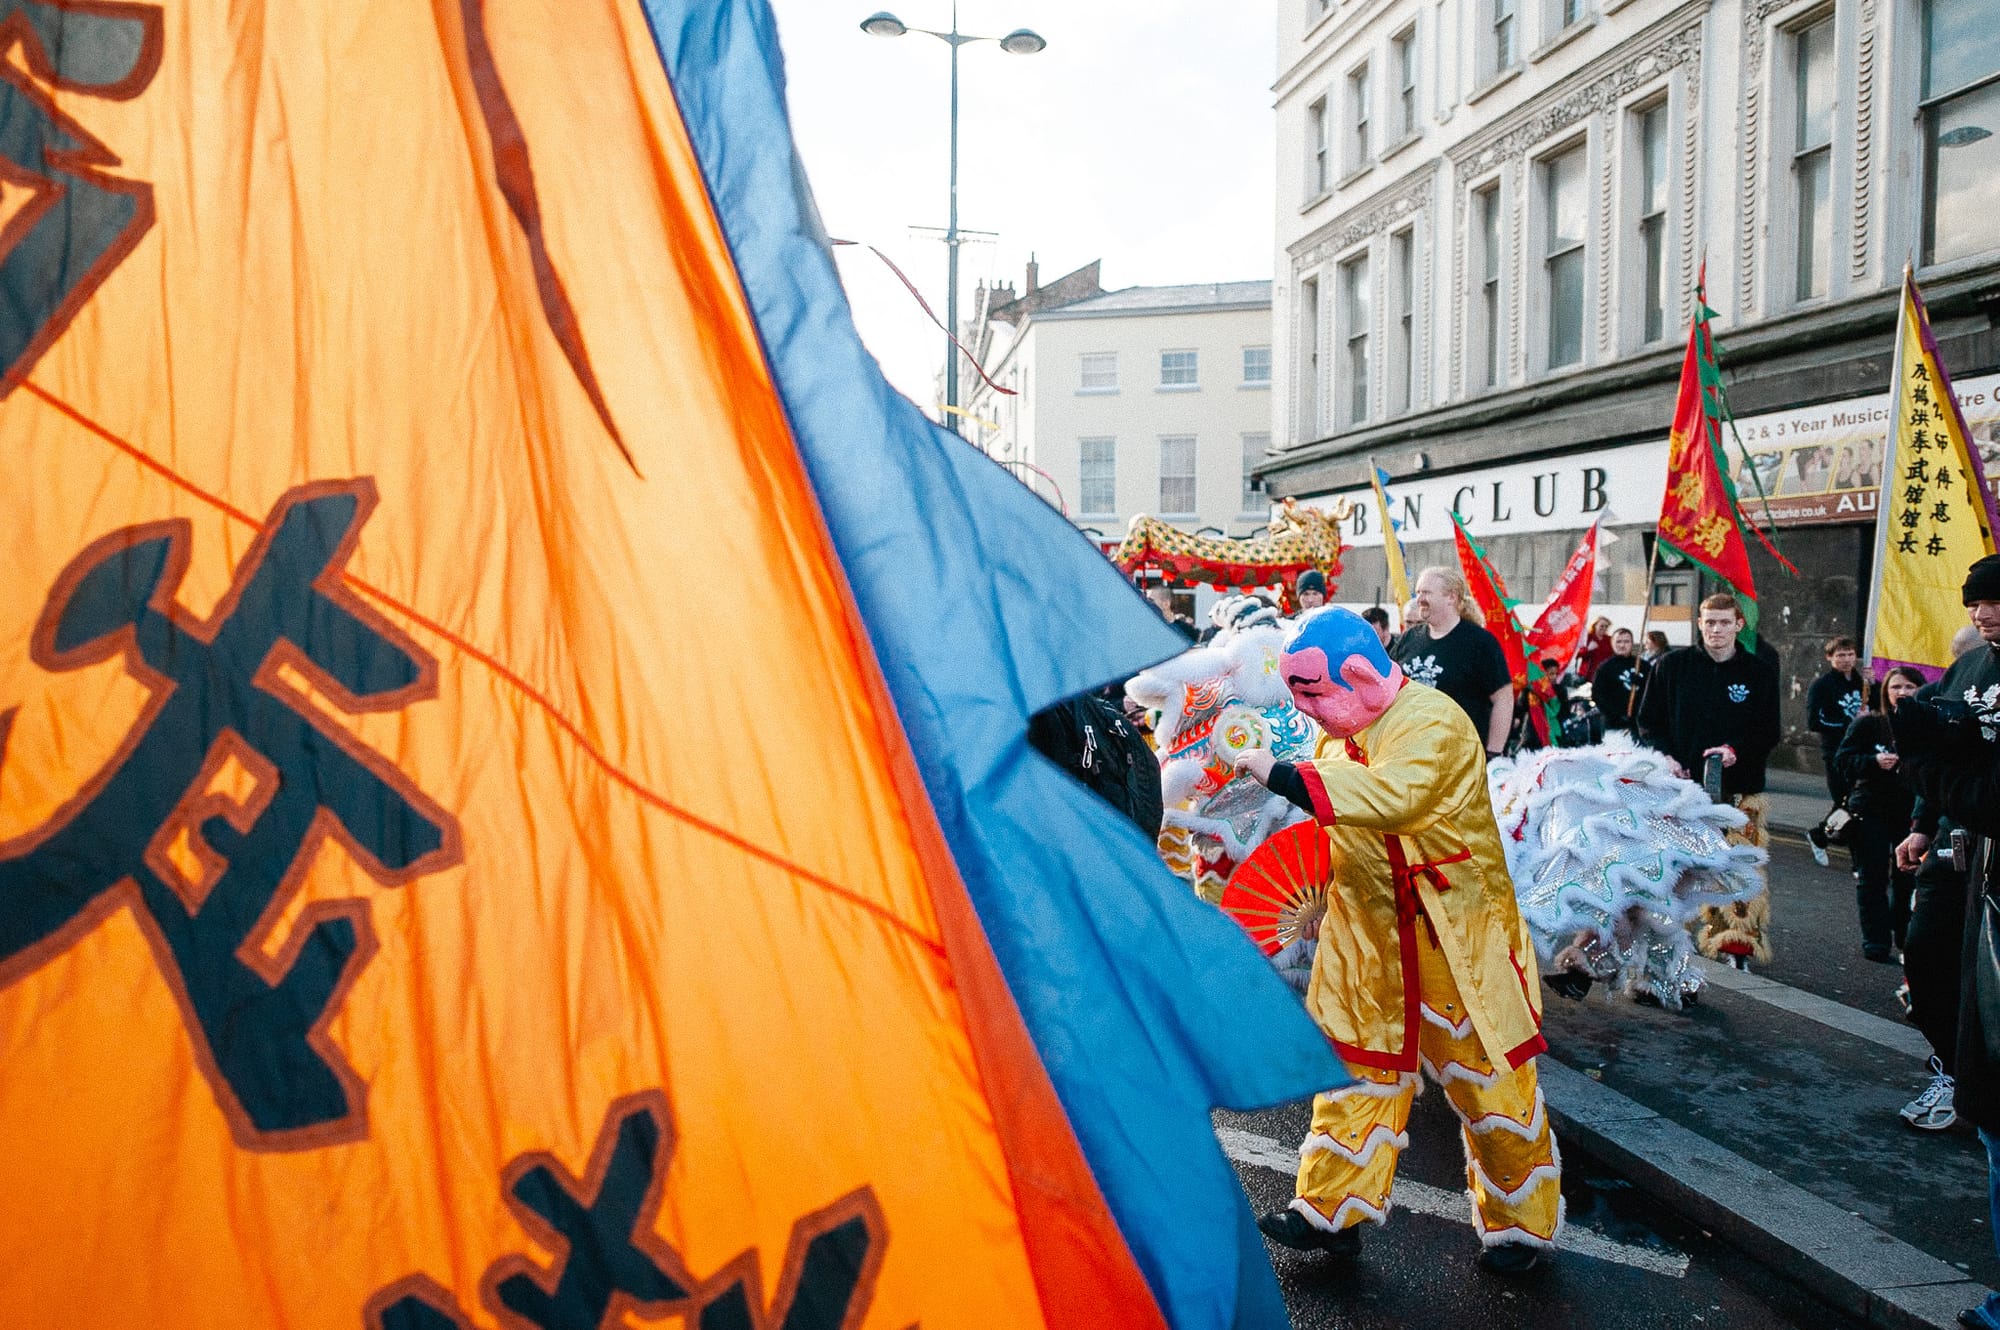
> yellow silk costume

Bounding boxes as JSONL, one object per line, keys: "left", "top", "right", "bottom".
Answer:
{"left": 1288, "top": 681, "right": 1561, "bottom": 1247}
{"left": 1293, "top": 682, "right": 1544, "bottom": 1073}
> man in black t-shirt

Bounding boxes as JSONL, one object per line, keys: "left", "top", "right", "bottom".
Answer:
{"left": 1393, "top": 566, "right": 1514, "bottom": 756}
{"left": 1590, "top": 627, "right": 1644, "bottom": 734}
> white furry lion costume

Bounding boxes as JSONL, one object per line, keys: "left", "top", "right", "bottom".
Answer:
{"left": 1126, "top": 598, "right": 1318, "bottom": 899}
{"left": 1488, "top": 737, "right": 1767, "bottom": 1008}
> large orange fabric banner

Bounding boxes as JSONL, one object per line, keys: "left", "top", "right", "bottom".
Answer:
{"left": 0, "top": 0, "right": 1057, "bottom": 1322}
{"left": 0, "top": 2, "right": 1342, "bottom": 1324}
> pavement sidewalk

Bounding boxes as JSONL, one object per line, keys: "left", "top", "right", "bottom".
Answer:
{"left": 1537, "top": 835, "right": 1995, "bottom": 1329}
{"left": 1762, "top": 767, "right": 1833, "bottom": 836}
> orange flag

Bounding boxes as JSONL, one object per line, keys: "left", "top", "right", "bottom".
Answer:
{"left": 0, "top": 1, "right": 1339, "bottom": 1327}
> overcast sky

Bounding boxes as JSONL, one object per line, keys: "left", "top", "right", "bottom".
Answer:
{"left": 766, "top": 0, "right": 1279, "bottom": 413}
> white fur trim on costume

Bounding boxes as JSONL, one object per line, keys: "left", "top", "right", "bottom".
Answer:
{"left": 1322, "top": 1072, "right": 1421, "bottom": 1102}
{"left": 1420, "top": 1053, "right": 1504, "bottom": 1091}
{"left": 1461, "top": 1093, "right": 1548, "bottom": 1142}
{"left": 1470, "top": 1195, "right": 1567, "bottom": 1250}
{"left": 1291, "top": 1194, "right": 1390, "bottom": 1232}
{"left": 1299, "top": 1124, "right": 1409, "bottom": 1168}
{"left": 1467, "top": 1160, "right": 1562, "bottom": 1206}
{"left": 1419, "top": 1004, "right": 1476, "bottom": 1040}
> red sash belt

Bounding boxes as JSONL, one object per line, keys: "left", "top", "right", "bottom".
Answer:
{"left": 1338, "top": 736, "right": 1472, "bottom": 924}
{"left": 1389, "top": 847, "right": 1471, "bottom": 925}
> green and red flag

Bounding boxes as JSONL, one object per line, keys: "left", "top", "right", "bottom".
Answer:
{"left": 1451, "top": 513, "right": 1561, "bottom": 744}
{"left": 1655, "top": 272, "right": 1795, "bottom": 644}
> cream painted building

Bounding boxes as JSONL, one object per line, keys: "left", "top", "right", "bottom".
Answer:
{"left": 965, "top": 266, "right": 1278, "bottom": 567}
{"left": 1264, "top": 0, "right": 2000, "bottom": 762}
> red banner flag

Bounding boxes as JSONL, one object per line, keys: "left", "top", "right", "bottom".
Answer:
{"left": 1527, "top": 523, "right": 1600, "bottom": 671}
{"left": 1654, "top": 274, "right": 1793, "bottom": 640}
{"left": 1658, "top": 317, "right": 1757, "bottom": 595}
{"left": 1451, "top": 514, "right": 1529, "bottom": 691}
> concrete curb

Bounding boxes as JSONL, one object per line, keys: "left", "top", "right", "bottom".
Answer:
{"left": 1541, "top": 1057, "right": 1993, "bottom": 1330}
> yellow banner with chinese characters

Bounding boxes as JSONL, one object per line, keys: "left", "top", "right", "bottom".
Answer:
{"left": 1868, "top": 275, "right": 2000, "bottom": 678}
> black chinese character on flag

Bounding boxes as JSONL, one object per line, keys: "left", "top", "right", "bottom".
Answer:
{"left": 0, "top": 481, "right": 460, "bottom": 1147}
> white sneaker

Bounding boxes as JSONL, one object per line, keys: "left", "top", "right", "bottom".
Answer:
{"left": 1810, "top": 841, "right": 1831, "bottom": 867}
{"left": 1900, "top": 1057, "right": 1957, "bottom": 1131}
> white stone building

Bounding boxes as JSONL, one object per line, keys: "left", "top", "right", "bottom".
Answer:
{"left": 964, "top": 265, "right": 1278, "bottom": 611}
{"left": 1264, "top": 0, "right": 1999, "bottom": 760}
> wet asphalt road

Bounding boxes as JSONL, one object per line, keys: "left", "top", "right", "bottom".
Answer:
{"left": 1222, "top": 1088, "right": 1868, "bottom": 1330}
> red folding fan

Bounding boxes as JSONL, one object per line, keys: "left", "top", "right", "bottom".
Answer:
{"left": 1219, "top": 822, "right": 1331, "bottom": 956}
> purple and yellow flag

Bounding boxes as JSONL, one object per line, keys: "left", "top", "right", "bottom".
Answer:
{"left": 0, "top": 2, "right": 1337, "bottom": 1326}
{"left": 1866, "top": 272, "right": 2000, "bottom": 680}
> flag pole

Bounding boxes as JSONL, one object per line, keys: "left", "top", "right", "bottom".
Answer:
{"left": 1861, "top": 265, "right": 1912, "bottom": 680}
{"left": 1636, "top": 530, "right": 1663, "bottom": 646}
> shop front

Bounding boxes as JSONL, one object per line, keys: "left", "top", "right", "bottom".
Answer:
{"left": 1305, "top": 371, "right": 2000, "bottom": 772}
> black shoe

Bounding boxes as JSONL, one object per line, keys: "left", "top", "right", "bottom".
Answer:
{"left": 1863, "top": 944, "right": 1895, "bottom": 963}
{"left": 1258, "top": 1209, "right": 1362, "bottom": 1255}
{"left": 1477, "top": 1241, "right": 1543, "bottom": 1276}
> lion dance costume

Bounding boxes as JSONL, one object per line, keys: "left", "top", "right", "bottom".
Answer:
{"left": 1128, "top": 596, "right": 1319, "bottom": 901}
{"left": 1245, "top": 609, "right": 1561, "bottom": 1269}
{"left": 1490, "top": 741, "right": 1769, "bottom": 1008}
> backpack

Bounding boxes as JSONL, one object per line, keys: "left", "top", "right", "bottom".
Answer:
{"left": 1028, "top": 693, "right": 1165, "bottom": 840}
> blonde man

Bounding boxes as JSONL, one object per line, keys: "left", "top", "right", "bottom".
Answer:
{"left": 1393, "top": 566, "right": 1515, "bottom": 758}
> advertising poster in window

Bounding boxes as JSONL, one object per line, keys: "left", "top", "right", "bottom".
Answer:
{"left": 1731, "top": 371, "right": 2000, "bottom": 526}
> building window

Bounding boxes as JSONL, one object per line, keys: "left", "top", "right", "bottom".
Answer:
{"left": 1492, "top": 0, "right": 1518, "bottom": 75}
{"left": 1300, "top": 275, "right": 1322, "bottom": 436}
{"left": 1474, "top": 184, "right": 1503, "bottom": 389}
{"left": 1348, "top": 62, "right": 1373, "bottom": 172}
{"left": 1339, "top": 254, "right": 1371, "bottom": 425}
{"left": 1080, "top": 437, "right": 1116, "bottom": 514}
{"left": 1160, "top": 349, "right": 1199, "bottom": 387}
{"left": 1309, "top": 96, "right": 1330, "bottom": 197}
{"left": 1242, "top": 346, "right": 1273, "bottom": 384}
{"left": 1791, "top": 15, "right": 1835, "bottom": 302}
{"left": 1159, "top": 436, "right": 1197, "bottom": 514}
{"left": 1389, "top": 229, "right": 1416, "bottom": 414}
{"left": 1392, "top": 28, "right": 1418, "bottom": 140}
{"left": 1922, "top": 0, "right": 2000, "bottom": 266}
{"left": 1542, "top": 145, "right": 1587, "bottom": 370}
{"left": 1550, "top": 0, "right": 1587, "bottom": 32}
{"left": 1635, "top": 100, "right": 1670, "bottom": 343}
{"left": 1242, "top": 433, "right": 1272, "bottom": 511}
{"left": 1079, "top": 352, "right": 1117, "bottom": 392}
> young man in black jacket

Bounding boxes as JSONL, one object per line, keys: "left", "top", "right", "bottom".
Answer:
{"left": 1807, "top": 636, "right": 1869, "bottom": 802}
{"left": 1637, "top": 593, "right": 1783, "bottom": 968}
{"left": 1589, "top": 627, "right": 1644, "bottom": 735}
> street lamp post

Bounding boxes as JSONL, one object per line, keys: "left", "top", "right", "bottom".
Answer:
{"left": 861, "top": 6, "right": 1045, "bottom": 437}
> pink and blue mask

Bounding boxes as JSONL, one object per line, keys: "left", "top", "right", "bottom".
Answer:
{"left": 1279, "top": 607, "right": 1405, "bottom": 737}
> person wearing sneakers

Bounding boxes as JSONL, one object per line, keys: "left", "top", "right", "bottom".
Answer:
{"left": 1894, "top": 556, "right": 2000, "bottom": 1135}
{"left": 1835, "top": 666, "right": 1923, "bottom": 963}
{"left": 1805, "top": 637, "right": 1871, "bottom": 867}
{"left": 1233, "top": 608, "right": 1559, "bottom": 1277}
{"left": 1890, "top": 556, "right": 2000, "bottom": 1330}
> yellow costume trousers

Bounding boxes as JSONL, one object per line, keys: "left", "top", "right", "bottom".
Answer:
{"left": 1289, "top": 921, "right": 1563, "bottom": 1248}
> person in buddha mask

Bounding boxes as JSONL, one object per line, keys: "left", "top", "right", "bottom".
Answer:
{"left": 1233, "top": 608, "right": 1559, "bottom": 1276}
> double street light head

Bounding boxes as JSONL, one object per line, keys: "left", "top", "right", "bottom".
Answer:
{"left": 858, "top": 10, "right": 1046, "bottom": 54}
